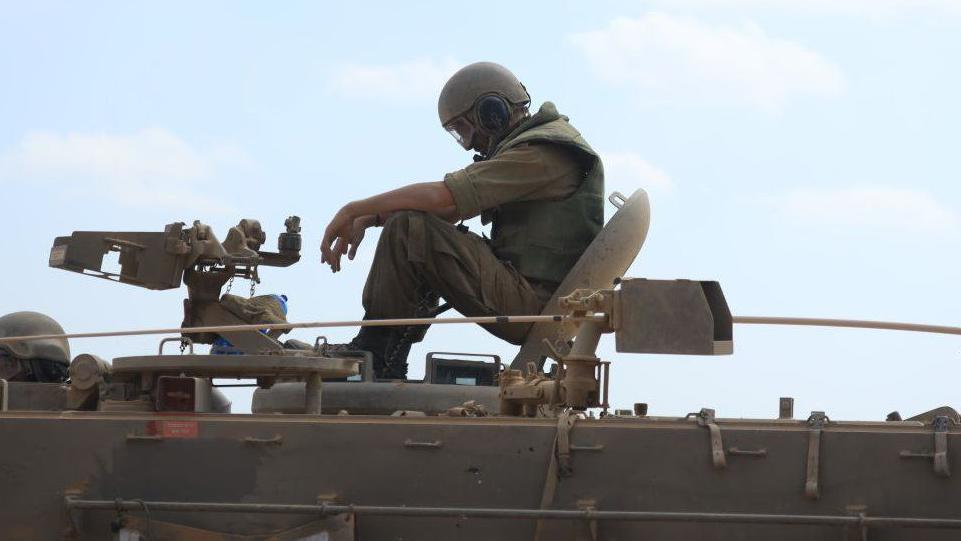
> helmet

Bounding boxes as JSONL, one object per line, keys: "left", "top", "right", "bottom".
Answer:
{"left": 0, "top": 312, "right": 70, "bottom": 382}
{"left": 438, "top": 62, "right": 531, "bottom": 149}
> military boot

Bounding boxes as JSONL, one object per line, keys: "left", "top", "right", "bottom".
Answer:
{"left": 324, "top": 325, "right": 407, "bottom": 380}
{"left": 380, "top": 327, "right": 415, "bottom": 380}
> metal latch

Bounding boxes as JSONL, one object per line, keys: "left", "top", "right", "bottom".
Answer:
{"left": 900, "top": 415, "right": 952, "bottom": 477}
{"left": 934, "top": 416, "right": 951, "bottom": 477}
{"left": 805, "top": 411, "right": 829, "bottom": 499}
{"left": 692, "top": 408, "right": 726, "bottom": 469}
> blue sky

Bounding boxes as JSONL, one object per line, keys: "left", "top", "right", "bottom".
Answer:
{"left": 1, "top": 1, "right": 959, "bottom": 419}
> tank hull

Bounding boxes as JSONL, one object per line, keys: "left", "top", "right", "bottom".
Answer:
{"left": 2, "top": 411, "right": 961, "bottom": 540}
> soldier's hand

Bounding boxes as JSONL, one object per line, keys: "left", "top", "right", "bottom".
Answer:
{"left": 321, "top": 206, "right": 354, "bottom": 272}
{"left": 347, "top": 216, "right": 371, "bottom": 261}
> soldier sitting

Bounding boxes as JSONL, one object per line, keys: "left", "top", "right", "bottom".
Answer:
{"left": 320, "top": 62, "right": 604, "bottom": 379}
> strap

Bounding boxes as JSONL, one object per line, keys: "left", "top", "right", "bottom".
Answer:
{"left": 556, "top": 410, "right": 578, "bottom": 477}
{"left": 535, "top": 409, "right": 581, "bottom": 541}
{"left": 805, "top": 411, "right": 829, "bottom": 499}
{"left": 693, "top": 408, "right": 726, "bottom": 469}
{"left": 933, "top": 416, "right": 952, "bottom": 477}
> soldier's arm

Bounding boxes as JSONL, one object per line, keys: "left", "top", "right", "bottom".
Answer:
{"left": 343, "top": 182, "right": 461, "bottom": 228}
{"left": 321, "top": 182, "right": 459, "bottom": 272}
{"left": 349, "top": 181, "right": 456, "bottom": 218}
{"left": 443, "top": 144, "right": 582, "bottom": 220}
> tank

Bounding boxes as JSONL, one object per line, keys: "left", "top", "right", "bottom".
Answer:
{"left": 2, "top": 191, "right": 961, "bottom": 540}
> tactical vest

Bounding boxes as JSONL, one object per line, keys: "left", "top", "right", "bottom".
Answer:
{"left": 484, "top": 102, "right": 604, "bottom": 285}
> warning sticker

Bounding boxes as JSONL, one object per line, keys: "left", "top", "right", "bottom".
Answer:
{"left": 146, "top": 420, "right": 199, "bottom": 439}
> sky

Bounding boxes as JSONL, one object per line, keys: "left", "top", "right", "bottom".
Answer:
{"left": 1, "top": 1, "right": 959, "bottom": 420}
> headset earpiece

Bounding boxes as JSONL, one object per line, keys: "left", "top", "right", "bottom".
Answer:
{"left": 475, "top": 94, "right": 511, "bottom": 133}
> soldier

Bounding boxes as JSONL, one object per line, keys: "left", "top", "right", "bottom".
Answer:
{"left": 321, "top": 62, "right": 603, "bottom": 379}
{"left": 0, "top": 311, "right": 70, "bottom": 383}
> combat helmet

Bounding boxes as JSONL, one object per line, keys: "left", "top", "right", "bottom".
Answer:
{"left": 438, "top": 62, "right": 531, "bottom": 150}
{"left": 0, "top": 311, "right": 70, "bottom": 382}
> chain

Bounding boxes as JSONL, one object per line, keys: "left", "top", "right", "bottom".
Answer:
{"left": 224, "top": 275, "right": 234, "bottom": 295}
{"left": 249, "top": 278, "right": 256, "bottom": 298}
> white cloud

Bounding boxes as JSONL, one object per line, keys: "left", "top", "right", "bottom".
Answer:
{"left": 328, "top": 57, "right": 461, "bottom": 101}
{"left": 570, "top": 13, "right": 846, "bottom": 110}
{"left": 773, "top": 186, "right": 960, "bottom": 233}
{"left": 601, "top": 151, "right": 673, "bottom": 194}
{"left": 659, "top": 0, "right": 961, "bottom": 19}
{"left": 0, "top": 129, "right": 247, "bottom": 212}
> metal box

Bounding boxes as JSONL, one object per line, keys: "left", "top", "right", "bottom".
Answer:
{"left": 615, "top": 278, "right": 733, "bottom": 355}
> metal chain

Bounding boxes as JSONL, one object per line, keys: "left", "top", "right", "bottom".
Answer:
{"left": 249, "top": 278, "right": 256, "bottom": 298}
{"left": 224, "top": 275, "right": 234, "bottom": 295}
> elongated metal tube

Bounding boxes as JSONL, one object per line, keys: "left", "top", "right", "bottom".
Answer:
{"left": 0, "top": 314, "right": 596, "bottom": 345}
{"left": 733, "top": 316, "right": 961, "bottom": 336}
{"left": 2, "top": 314, "right": 960, "bottom": 346}
{"left": 569, "top": 321, "right": 604, "bottom": 357}
{"left": 63, "top": 497, "right": 961, "bottom": 529}
{"left": 304, "top": 373, "right": 322, "bottom": 415}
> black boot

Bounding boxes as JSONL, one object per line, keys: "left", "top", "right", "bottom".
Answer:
{"left": 327, "top": 299, "right": 441, "bottom": 379}
{"left": 325, "top": 325, "right": 407, "bottom": 379}
{"left": 379, "top": 327, "right": 415, "bottom": 380}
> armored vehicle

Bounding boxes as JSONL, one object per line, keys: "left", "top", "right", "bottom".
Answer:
{"left": 2, "top": 189, "right": 961, "bottom": 540}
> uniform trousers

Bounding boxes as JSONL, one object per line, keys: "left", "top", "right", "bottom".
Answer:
{"left": 361, "top": 211, "right": 554, "bottom": 346}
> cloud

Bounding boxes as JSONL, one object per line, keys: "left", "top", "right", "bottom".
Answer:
{"left": 570, "top": 13, "right": 846, "bottom": 110}
{"left": 657, "top": 0, "right": 961, "bottom": 19}
{"left": 772, "top": 186, "right": 960, "bottom": 233}
{"left": 328, "top": 57, "right": 461, "bottom": 101}
{"left": 0, "top": 129, "right": 247, "bottom": 212}
{"left": 601, "top": 151, "right": 673, "bottom": 194}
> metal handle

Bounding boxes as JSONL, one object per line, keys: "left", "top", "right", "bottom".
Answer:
{"left": 608, "top": 191, "right": 627, "bottom": 209}
{"left": 426, "top": 352, "right": 501, "bottom": 362}
{"left": 570, "top": 444, "right": 605, "bottom": 452}
{"left": 404, "top": 439, "right": 443, "bottom": 449}
{"left": 900, "top": 450, "right": 951, "bottom": 477}
{"left": 244, "top": 435, "right": 284, "bottom": 446}
{"left": 159, "top": 337, "right": 194, "bottom": 355}
{"left": 126, "top": 434, "right": 164, "bottom": 442}
{"left": 728, "top": 447, "right": 768, "bottom": 457}
{"left": 426, "top": 352, "right": 502, "bottom": 373}
{"left": 900, "top": 417, "right": 952, "bottom": 478}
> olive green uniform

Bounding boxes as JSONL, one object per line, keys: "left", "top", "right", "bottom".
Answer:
{"left": 360, "top": 102, "right": 604, "bottom": 349}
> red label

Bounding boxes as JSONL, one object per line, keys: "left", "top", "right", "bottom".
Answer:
{"left": 146, "top": 420, "right": 199, "bottom": 439}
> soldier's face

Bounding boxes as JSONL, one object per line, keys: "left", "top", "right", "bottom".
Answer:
{"left": 444, "top": 116, "right": 476, "bottom": 151}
